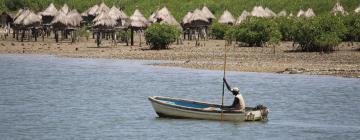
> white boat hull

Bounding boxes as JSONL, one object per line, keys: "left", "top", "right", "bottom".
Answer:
{"left": 149, "top": 96, "right": 268, "bottom": 122}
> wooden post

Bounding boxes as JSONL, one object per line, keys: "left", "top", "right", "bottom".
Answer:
{"left": 131, "top": 28, "right": 134, "bottom": 46}
{"left": 221, "top": 42, "right": 227, "bottom": 121}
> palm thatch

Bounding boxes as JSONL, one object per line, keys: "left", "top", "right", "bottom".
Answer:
{"left": 189, "top": 9, "right": 208, "bottom": 22}
{"left": 251, "top": 6, "right": 274, "bottom": 18}
{"left": 331, "top": 1, "right": 348, "bottom": 16}
{"left": 304, "top": 8, "right": 315, "bottom": 17}
{"left": 182, "top": 12, "right": 193, "bottom": 25}
{"left": 130, "top": 9, "right": 149, "bottom": 28}
{"left": 277, "top": 10, "right": 287, "bottom": 17}
{"left": 41, "top": 3, "right": 58, "bottom": 17}
{"left": 96, "top": 2, "right": 110, "bottom": 15}
{"left": 14, "top": 9, "right": 31, "bottom": 25}
{"left": 153, "top": 7, "right": 176, "bottom": 24}
{"left": 201, "top": 6, "right": 216, "bottom": 19}
{"left": 108, "top": 5, "right": 123, "bottom": 21}
{"left": 297, "top": 9, "right": 305, "bottom": 17}
{"left": 67, "top": 10, "right": 82, "bottom": 27}
{"left": 355, "top": 5, "right": 360, "bottom": 13}
{"left": 52, "top": 10, "right": 82, "bottom": 28}
{"left": 82, "top": 5, "right": 99, "bottom": 17}
{"left": 148, "top": 10, "right": 158, "bottom": 23}
{"left": 20, "top": 11, "right": 41, "bottom": 26}
{"left": 94, "top": 12, "right": 117, "bottom": 28}
{"left": 61, "top": 4, "right": 70, "bottom": 14}
{"left": 14, "top": 9, "right": 24, "bottom": 19}
{"left": 218, "top": 10, "right": 235, "bottom": 25}
{"left": 236, "top": 10, "right": 250, "bottom": 25}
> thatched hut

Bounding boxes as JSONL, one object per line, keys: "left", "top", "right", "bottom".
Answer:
{"left": 40, "top": 3, "right": 58, "bottom": 24}
{"left": 129, "top": 9, "right": 148, "bottom": 46}
{"left": 201, "top": 6, "right": 216, "bottom": 23}
{"left": 13, "top": 9, "right": 42, "bottom": 41}
{"left": 93, "top": 12, "right": 117, "bottom": 47}
{"left": 182, "top": 9, "right": 209, "bottom": 41}
{"left": 236, "top": 10, "right": 250, "bottom": 25}
{"left": 51, "top": 9, "right": 82, "bottom": 43}
{"left": 218, "top": 10, "right": 235, "bottom": 25}
{"left": 108, "top": 5, "right": 128, "bottom": 27}
{"left": 331, "top": 1, "right": 348, "bottom": 16}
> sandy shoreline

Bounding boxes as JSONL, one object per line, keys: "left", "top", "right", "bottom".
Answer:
{"left": 1, "top": 37, "right": 360, "bottom": 78}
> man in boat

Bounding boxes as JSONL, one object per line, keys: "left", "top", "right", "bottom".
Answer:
{"left": 223, "top": 78, "right": 245, "bottom": 111}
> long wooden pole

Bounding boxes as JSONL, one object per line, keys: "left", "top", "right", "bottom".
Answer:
{"left": 221, "top": 43, "right": 227, "bottom": 120}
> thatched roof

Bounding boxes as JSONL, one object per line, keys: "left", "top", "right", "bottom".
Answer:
{"left": 182, "top": 12, "right": 193, "bottom": 24}
{"left": 14, "top": 9, "right": 24, "bottom": 20}
{"left": 201, "top": 6, "right": 216, "bottom": 19}
{"left": 148, "top": 10, "right": 158, "bottom": 23}
{"left": 94, "top": 12, "right": 117, "bottom": 27}
{"left": 96, "top": 2, "right": 110, "bottom": 15}
{"left": 14, "top": 10, "right": 41, "bottom": 26}
{"left": 67, "top": 10, "right": 82, "bottom": 26}
{"left": 189, "top": 9, "right": 208, "bottom": 23}
{"left": 236, "top": 10, "right": 250, "bottom": 25}
{"left": 61, "top": 4, "right": 70, "bottom": 14}
{"left": 14, "top": 9, "right": 30, "bottom": 25}
{"left": 52, "top": 10, "right": 82, "bottom": 27}
{"left": 251, "top": 6, "right": 275, "bottom": 18}
{"left": 331, "top": 1, "right": 348, "bottom": 16}
{"left": 297, "top": 8, "right": 315, "bottom": 18}
{"left": 304, "top": 8, "right": 315, "bottom": 17}
{"left": 355, "top": 5, "right": 360, "bottom": 13}
{"left": 277, "top": 10, "right": 287, "bottom": 17}
{"left": 130, "top": 9, "right": 148, "bottom": 28}
{"left": 108, "top": 5, "right": 123, "bottom": 21}
{"left": 297, "top": 9, "right": 305, "bottom": 17}
{"left": 82, "top": 5, "right": 99, "bottom": 16}
{"left": 41, "top": 3, "right": 58, "bottom": 17}
{"left": 218, "top": 10, "right": 235, "bottom": 24}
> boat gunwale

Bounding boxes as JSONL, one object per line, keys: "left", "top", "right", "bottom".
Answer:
{"left": 148, "top": 96, "right": 246, "bottom": 114}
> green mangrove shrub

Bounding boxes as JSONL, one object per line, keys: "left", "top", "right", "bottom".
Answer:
{"left": 145, "top": 23, "right": 180, "bottom": 50}
{"left": 209, "top": 22, "right": 231, "bottom": 39}
{"left": 293, "top": 15, "right": 347, "bottom": 52}
{"left": 275, "top": 17, "right": 298, "bottom": 41}
{"left": 229, "top": 18, "right": 281, "bottom": 47}
{"left": 342, "top": 14, "right": 360, "bottom": 42}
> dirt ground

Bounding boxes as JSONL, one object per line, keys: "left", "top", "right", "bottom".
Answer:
{"left": 1, "top": 36, "right": 360, "bottom": 78}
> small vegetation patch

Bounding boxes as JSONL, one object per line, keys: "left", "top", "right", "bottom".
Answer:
{"left": 145, "top": 23, "right": 180, "bottom": 50}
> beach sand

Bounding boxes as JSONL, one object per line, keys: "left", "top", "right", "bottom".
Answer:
{"left": 1, "top": 36, "right": 359, "bottom": 78}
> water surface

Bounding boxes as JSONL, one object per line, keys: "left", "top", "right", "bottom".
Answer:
{"left": 0, "top": 54, "right": 359, "bottom": 140}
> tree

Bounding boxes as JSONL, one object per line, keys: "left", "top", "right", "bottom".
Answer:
{"left": 145, "top": 23, "right": 181, "bottom": 50}
{"left": 293, "top": 15, "right": 347, "bottom": 52}
{"left": 229, "top": 17, "right": 281, "bottom": 47}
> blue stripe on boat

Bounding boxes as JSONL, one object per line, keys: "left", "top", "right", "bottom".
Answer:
{"left": 158, "top": 98, "right": 210, "bottom": 108}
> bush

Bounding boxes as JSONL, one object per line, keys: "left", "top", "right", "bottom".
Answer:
{"left": 275, "top": 17, "right": 298, "bottom": 41}
{"left": 145, "top": 23, "right": 181, "bottom": 50}
{"left": 293, "top": 15, "right": 347, "bottom": 52}
{"left": 209, "top": 23, "right": 231, "bottom": 39}
{"left": 342, "top": 14, "right": 360, "bottom": 42}
{"left": 229, "top": 18, "right": 281, "bottom": 47}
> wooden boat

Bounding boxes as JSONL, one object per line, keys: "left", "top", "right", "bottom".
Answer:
{"left": 148, "top": 96, "right": 269, "bottom": 121}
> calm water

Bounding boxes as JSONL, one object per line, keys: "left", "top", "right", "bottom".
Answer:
{"left": 0, "top": 54, "right": 359, "bottom": 140}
